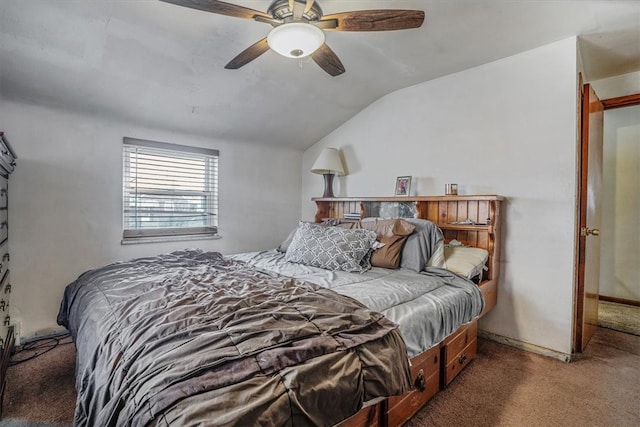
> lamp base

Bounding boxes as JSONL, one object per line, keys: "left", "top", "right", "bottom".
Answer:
{"left": 322, "top": 173, "right": 335, "bottom": 198}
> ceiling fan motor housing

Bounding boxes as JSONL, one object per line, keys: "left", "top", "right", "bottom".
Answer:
{"left": 267, "top": 0, "right": 323, "bottom": 22}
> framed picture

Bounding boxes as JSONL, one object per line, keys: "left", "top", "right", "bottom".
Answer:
{"left": 394, "top": 176, "right": 411, "bottom": 196}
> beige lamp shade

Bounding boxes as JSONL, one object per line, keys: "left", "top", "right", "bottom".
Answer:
{"left": 310, "top": 148, "right": 345, "bottom": 175}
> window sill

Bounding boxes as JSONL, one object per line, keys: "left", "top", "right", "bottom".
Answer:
{"left": 121, "top": 234, "right": 221, "bottom": 245}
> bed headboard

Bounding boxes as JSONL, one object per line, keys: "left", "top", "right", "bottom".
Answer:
{"left": 313, "top": 195, "right": 503, "bottom": 313}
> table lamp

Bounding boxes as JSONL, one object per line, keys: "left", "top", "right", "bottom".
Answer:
{"left": 310, "top": 147, "right": 345, "bottom": 198}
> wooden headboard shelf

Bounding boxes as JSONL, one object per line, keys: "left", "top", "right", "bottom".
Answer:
{"left": 313, "top": 195, "right": 503, "bottom": 316}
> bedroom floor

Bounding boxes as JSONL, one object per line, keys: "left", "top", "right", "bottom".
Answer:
{"left": 1, "top": 327, "right": 639, "bottom": 427}
{"left": 407, "top": 327, "right": 640, "bottom": 427}
{"left": 598, "top": 301, "right": 640, "bottom": 336}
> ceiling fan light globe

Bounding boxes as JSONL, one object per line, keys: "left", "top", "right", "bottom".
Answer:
{"left": 267, "top": 23, "right": 325, "bottom": 59}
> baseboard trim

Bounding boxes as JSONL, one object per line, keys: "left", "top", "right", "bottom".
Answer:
{"left": 15, "top": 330, "right": 70, "bottom": 352}
{"left": 599, "top": 295, "right": 640, "bottom": 308}
{"left": 479, "top": 330, "right": 572, "bottom": 362}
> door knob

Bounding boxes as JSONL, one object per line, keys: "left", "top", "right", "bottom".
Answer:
{"left": 581, "top": 227, "right": 600, "bottom": 237}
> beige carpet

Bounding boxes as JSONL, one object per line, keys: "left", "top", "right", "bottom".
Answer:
{"left": 598, "top": 301, "right": 640, "bottom": 336}
{"left": 1, "top": 328, "right": 639, "bottom": 427}
{"left": 1, "top": 337, "right": 75, "bottom": 427}
{"left": 407, "top": 327, "right": 640, "bottom": 427}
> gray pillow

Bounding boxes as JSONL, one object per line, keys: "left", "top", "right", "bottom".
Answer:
{"left": 277, "top": 227, "right": 298, "bottom": 252}
{"left": 285, "top": 222, "right": 377, "bottom": 273}
{"left": 399, "top": 218, "right": 444, "bottom": 272}
{"left": 277, "top": 221, "right": 341, "bottom": 252}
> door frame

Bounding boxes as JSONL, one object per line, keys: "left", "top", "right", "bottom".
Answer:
{"left": 572, "top": 91, "right": 640, "bottom": 353}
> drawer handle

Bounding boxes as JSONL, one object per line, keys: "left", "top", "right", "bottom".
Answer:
{"left": 0, "top": 222, "right": 6, "bottom": 229}
{"left": 1, "top": 254, "right": 8, "bottom": 262}
{"left": 415, "top": 370, "right": 426, "bottom": 392}
{"left": 459, "top": 353, "right": 468, "bottom": 365}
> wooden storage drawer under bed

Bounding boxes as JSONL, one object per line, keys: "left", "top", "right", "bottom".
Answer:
{"left": 441, "top": 319, "right": 478, "bottom": 387}
{"left": 336, "top": 401, "right": 382, "bottom": 427}
{"left": 385, "top": 344, "right": 440, "bottom": 426}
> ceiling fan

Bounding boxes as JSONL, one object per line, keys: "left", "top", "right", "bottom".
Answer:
{"left": 159, "top": 0, "right": 425, "bottom": 76}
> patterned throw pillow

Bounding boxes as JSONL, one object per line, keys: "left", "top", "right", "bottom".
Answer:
{"left": 285, "top": 222, "right": 378, "bottom": 273}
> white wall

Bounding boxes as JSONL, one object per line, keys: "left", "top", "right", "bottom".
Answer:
{"left": 302, "top": 38, "right": 580, "bottom": 355}
{"left": 1, "top": 100, "right": 302, "bottom": 341}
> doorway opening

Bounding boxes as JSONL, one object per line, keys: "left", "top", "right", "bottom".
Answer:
{"left": 574, "top": 90, "right": 640, "bottom": 353}
{"left": 598, "top": 96, "right": 640, "bottom": 337}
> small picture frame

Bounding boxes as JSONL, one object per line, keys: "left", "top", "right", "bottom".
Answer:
{"left": 394, "top": 176, "right": 411, "bottom": 196}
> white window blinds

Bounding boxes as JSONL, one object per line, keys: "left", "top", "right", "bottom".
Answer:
{"left": 123, "top": 137, "right": 218, "bottom": 240}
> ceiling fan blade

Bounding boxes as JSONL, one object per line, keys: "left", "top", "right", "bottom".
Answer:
{"left": 311, "top": 44, "right": 345, "bottom": 77}
{"left": 159, "top": 0, "right": 273, "bottom": 21}
{"left": 303, "top": 0, "right": 315, "bottom": 15}
{"left": 312, "top": 19, "right": 337, "bottom": 30}
{"left": 290, "top": 0, "right": 301, "bottom": 19}
{"left": 224, "top": 38, "right": 270, "bottom": 69}
{"left": 290, "top": 0, "right": 314, "bottom": 20}
{"left": 253, "top": 15, "right": 284, "bottom": 26}
{"left": 320, "top": 10, "right": 425, "bottom": 31}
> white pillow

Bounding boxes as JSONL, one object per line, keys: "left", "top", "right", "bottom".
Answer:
{"left": 444, "top": 246, "right": 489, "bottom": 279}
{"left": 426, "top": 240, "right": 447, "bottom": 268}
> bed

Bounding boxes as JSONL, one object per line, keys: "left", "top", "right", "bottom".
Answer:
{"left": 58, "top": 195, "right": 502, "bottom": 427}
{"left": 242, "top": 195, "right": 503, "bottom": 426}
{"left": 308, "top": 195, "right": 503, "bottom": 426}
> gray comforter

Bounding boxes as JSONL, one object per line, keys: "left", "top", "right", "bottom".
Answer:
{"left": 230, "top": 250, "right": 485, "bottom": 357}
{"left": 57, "top": 250, "right": 412, "bottom": 427}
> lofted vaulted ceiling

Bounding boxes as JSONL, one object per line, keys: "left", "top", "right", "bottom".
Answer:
{"left": 1, "top": 0, "right": 639, "bottom": 149}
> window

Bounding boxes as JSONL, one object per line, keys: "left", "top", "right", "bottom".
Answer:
{"left": 122, "top": 137, "right": 218, "bottom": 242}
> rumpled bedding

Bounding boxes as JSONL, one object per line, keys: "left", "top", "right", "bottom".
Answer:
{"left": 57, "top": 250, "right": 412, "bottom": 427}
{"left": 229, "top": 250, "right": 484, "bottom": 357}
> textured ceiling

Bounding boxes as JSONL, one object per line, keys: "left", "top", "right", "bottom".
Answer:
{"left": 1, "top": 0, "right": 639, "bottom": 150}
